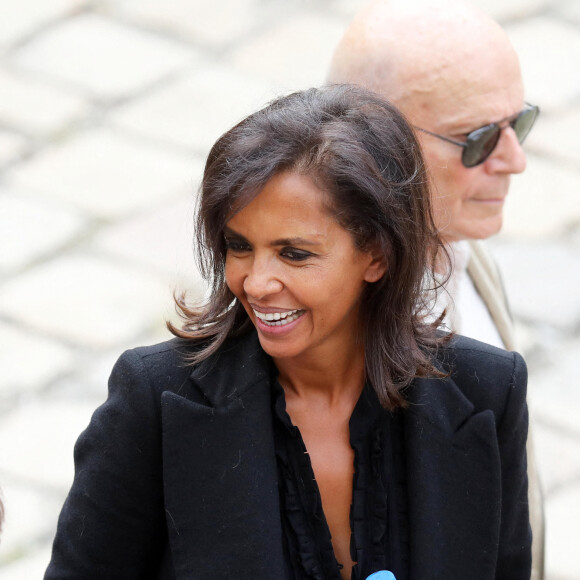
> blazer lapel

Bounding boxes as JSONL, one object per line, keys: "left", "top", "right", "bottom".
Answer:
{"left": 160, "top": 333, "right": 285, "bottom": 580}
{"left": 405, "top": 374, "right": 502, "bottom": 579}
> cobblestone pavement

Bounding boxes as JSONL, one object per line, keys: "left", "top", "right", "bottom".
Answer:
{"left": 1, "top": 0, "right": 579, "bottom": 578}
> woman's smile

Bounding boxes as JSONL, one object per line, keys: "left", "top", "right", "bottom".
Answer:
{"left": 252, "top": 307, "right": 305, "bottom": 326}
{"left": 253, "top": 308, "right": 306, "bottom": 335}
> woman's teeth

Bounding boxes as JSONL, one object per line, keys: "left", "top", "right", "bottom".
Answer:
{"left": 253, "top": 308, "right": 302, "bottom": 326}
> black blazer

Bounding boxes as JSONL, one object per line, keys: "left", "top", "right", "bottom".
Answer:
{"left": 45, "top": 331, "right": 531, "bottom": 580}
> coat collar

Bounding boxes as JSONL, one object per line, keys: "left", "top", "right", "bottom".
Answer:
{"left": 403, "top": 372, "right": 501, "bottom": 578}
{"left": 162, "top": 331, "right": 502, "bottom": 579}
{"left": 189, "top": 330, "right": 272, "bottom": 407}
{"left": 161, "top": 331, "right": 285, "bottom": 580}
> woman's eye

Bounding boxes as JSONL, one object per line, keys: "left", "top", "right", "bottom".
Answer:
{"left": 225, "top": 239, "right": 251, "bottom": 253}
{"left": 281, "top": 248, "right": 312, "bottom": 262}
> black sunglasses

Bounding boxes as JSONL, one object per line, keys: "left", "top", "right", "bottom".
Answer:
{"left": 415, "top": 103, "right": 540, "bottom": 168}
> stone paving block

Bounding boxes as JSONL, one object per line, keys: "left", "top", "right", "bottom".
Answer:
{"left": 0, "top": 70, "right": 88, "bottom": 137}
{"left": 533, "top": 422, "right": 580, "bottom": 496}
{"left": 0, "top": 545, "right": 52, "bottom": 580}
{"left": 111, "top": 64, "right": 275, "bottom": 154}
{"left": 506, "top": 17, "right": 580, "bottom": 111}
{"left": 330, "top": 0, "right": 549, "bottom": 23}
{"left": 0, "top": 399, "right": 96, "bottom": 489}
{"left": 0, "top": 0, "right": 85, "bottom": 47}
{"left": 13, "top": 13, "right": 197, "bottom": 99}
{"left": 0, "top": 322, "right": 75, "bottom": 401}
{"left": 470, "top": 0, "right": 548, "bottom": 21}
{"left": 54, "top": 347, "right": 133, "bottom": 402}
{"left": 54, "top": 326, "right": 176, "bottom": 404}
{"left": 231, "top": 13, "right": 348, "bottom": 91}
{"left": 500, "top": 155, "right": 580, "bottom": 239}
{"left": 533, "top": 395, "right": 580, "bottom": 448}
{"left": 555, "top": 0, "right": 580, "bottom": 24}
{"left": 0, "top": 253, "right": 172, "bottom": 348}
{"left": 526, "top": 337, "right": 580, "bottom": 436}
{"left": 7, "top": 127, "right": 194, "bottom": 219}
{"left": 115, "top": 0, "right": 263, "bottom": 49}
{"left": 0, "top": 188, "right": 85, "bottom": 272}
{"left": 0, "top": 480, "right": 61, "bottom": 566}
{"left": 571, "top": 225, "right": 580, "bottom": 249}
{"left": 544, "top": 483, "right": 580, "bottom": 580}
{"left": 93, "top": 191, "right": 206, "bottom": 293}
{"left": 0, "top": 131, "right": 27, "bottom": 166}
{"left": 137, "top": 324, "right": 177, "bottom": 349}
{"left": 526, "top": 105, "right": 580, "bottom": 167}
{"left": 331, "top": 0, "right": 369, "bottom": 19}
{"left": 511, "top": 319, "right": 541, "bottom": 357}
{"left": 491, "top": 241, "right": 580, "bottom": 330}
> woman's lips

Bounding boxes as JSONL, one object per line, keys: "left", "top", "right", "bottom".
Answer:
{"left": 252, "top": 308, "right": 304, "bottom": 326}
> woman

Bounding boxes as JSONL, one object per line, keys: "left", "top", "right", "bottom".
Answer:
{"left": 45, "top": 86, "right": 531, "bottom": 580}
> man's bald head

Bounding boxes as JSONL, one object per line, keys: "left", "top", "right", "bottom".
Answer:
{"left": 329, "top": 0, "right": 529, "bottom": 243}
{"left": 329, "top": 0, "right": 519, "bottom": 116}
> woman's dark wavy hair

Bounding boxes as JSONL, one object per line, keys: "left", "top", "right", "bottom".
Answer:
{"left": 170, "top": 84, "right": 448, "bottom": 410}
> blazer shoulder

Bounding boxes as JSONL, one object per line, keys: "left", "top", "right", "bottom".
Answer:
{"left": 111, "top": 332, "right": 267, "bottom": 407}
{"left": 111, "top": 337, "right": 207, "bottom": 403}
{"left": 435, "top": 333, "right": 528, "bottom": 413}
{"left": 439, "top": 333, "right": 523, "bottom": 368}
{"left": 125, "top": 336, "right": 197, "bottom": 368}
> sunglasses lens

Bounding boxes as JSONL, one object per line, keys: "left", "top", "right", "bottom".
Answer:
{"left": 513, "top": 105, "right": 539, "bottom": 144}
{"left": 462, "top": 125, "right": 501, "bottom": 167}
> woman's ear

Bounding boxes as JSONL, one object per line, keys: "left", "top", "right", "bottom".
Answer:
{"left": 363, "top": 246, "right": 387, "bottom": 283}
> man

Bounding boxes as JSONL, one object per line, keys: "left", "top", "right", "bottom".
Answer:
{"left": 328, "top": 0, "right": 544, "bottom": 577}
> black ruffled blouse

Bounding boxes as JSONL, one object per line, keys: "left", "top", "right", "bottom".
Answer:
{"left": 271, "top": 376, "right": 409, "bottom": 580}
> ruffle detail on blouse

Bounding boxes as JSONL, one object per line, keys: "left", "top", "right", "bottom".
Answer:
{"left": 273, "top": 379, "right": 342, "bottom": 580}
{"left": 271, "top": 376, "right": 409, "bottom": 580}
{"left": 390, "top": 410, "right": 410, "bottom": 577}
{"left": 349, "top": 392, "right": 388, "bottom": 580}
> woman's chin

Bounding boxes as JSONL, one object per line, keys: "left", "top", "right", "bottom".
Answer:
{"left": 253, "top": 313, "right": 308, "bottom": 359}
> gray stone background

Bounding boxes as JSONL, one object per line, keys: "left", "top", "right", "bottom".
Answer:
{"left": 0, "top": 0, "right": 578, "bottom": 578}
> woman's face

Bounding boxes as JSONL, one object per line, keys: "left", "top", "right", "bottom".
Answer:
{"left": 224, "top": 171, "right": 385, "bottom": 363}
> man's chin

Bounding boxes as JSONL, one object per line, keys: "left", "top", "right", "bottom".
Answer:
{"left": 440, "top": 217, "right": 504, "bottom": 244}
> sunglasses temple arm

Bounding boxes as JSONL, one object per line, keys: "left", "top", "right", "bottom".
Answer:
{"left": 413, "top": 127, "right": 467, "bottom": 149}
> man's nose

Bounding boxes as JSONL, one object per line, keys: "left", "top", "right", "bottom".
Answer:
{"left": 486, "top": 126, "right": 527, "bottom": 174}
{"left": 243, "top": 258, "right": 284, "bottom": 300}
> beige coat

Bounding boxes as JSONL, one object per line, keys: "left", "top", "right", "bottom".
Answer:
{"left": 468, "top": 240, "right": 545, "bottom": 580}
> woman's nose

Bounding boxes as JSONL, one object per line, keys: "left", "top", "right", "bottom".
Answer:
{"left": 242, "top": 259, "right": 284, "bottom": 300}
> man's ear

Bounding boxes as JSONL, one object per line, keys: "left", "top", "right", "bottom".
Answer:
{"left": 363, "top": 246, "right": 387, "bottom": 283}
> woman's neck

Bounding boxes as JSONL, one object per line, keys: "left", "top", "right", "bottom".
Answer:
{"left": 274, "top": 341, "right": 366, "bottom": 409}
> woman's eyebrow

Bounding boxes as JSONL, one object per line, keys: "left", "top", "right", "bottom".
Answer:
{"left": 271, "top": 237, "right": 322, "bottom": 247}
{"left": 223, "top": 226, "right": 246, "bottom": 239}
{"left": 224, "top": 227, "right": 323, "bottom": 248}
